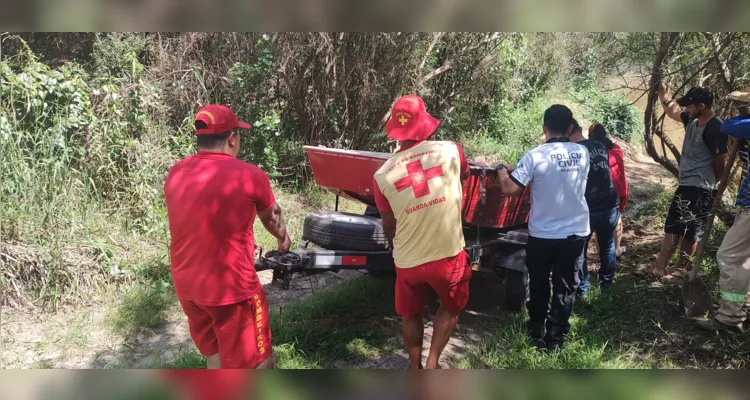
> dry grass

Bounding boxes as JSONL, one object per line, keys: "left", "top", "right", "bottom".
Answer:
{"left": 0, "top": 242, "right": 109, "bottom": 309}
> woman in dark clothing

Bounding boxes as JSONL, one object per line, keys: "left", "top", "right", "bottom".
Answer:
{"left": 590, "top": 123, "right": 629, "bottom": 257}
{"left": 570, "top": 120, "right": 620, "bottom": 296}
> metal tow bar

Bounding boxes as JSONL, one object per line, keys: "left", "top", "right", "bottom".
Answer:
{"left": 264, "top": 250, "right": 303, "bottom": 290}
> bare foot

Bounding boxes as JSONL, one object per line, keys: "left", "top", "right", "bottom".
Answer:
{"left": 633, "top": 267, "right": 654, "bottom": 277}
{"left": 650, "top": 267, "right": 686, "bottom": 281}
{"left": 651, "top": 267, "right": 667, "bottom": 279}
{"left": 663, "top": 269, "right": 685, "bottom": 280}
{"left": 633, "top": 266, "right": 666, "bottom": 279}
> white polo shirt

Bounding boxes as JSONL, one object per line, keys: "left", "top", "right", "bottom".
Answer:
{"left": 511, "top": 137, "right": 590, "bottom": 239}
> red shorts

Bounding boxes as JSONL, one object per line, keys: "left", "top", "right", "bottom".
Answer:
{"left": 178, "top": 291, "right": 272, "bottom": 369}
{"left": 395, "top": 251, "right": 472, "bottom": 318}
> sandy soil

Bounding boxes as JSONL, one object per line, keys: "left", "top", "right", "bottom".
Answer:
{"left": 0, "top": 269, "right": 363, "bottom": 368}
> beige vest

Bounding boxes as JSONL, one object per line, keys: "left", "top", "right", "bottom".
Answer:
{"left": 374, "top": 141, "right": 465, "bottom": 268}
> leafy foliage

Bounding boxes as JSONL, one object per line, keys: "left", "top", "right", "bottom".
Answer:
{"left": 226, "top": 35, "right": 281, "bottom": 173}
{"left": 91, "top": 33, "right": 151, "bottom": 81}
{"left": 579, "top": 88, "right": 644, "bottom": 143}
{"left": 0, "top": 34, "right": 174, "bottom": 244}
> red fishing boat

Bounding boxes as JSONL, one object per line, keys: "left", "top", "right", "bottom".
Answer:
{"left": 255, "top": 146, "right": 532, "bottom": 311}
{"left": 303, "top": 146, "right": 531, "bottom": 229}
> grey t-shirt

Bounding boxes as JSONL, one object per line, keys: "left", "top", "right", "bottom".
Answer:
{"left": 679, "top": 112, "right": 727, "bottom": 190}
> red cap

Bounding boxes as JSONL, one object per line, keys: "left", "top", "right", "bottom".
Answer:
{"left": 385, "top": 94, "right": 440, "bottom": 141}
{"left": 194, "top": 104, "right": 251, "bottom": 135}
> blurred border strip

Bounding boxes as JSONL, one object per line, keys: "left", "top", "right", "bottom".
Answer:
{"left": 1, "top": 0, "right": 749, "bottom": 31}
{"left": 2, "top": 370, "right": 750, "bottom": 400}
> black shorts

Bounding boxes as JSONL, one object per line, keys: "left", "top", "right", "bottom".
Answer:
{"left": 664, "top": 186, "right": 716, "bottom": 242}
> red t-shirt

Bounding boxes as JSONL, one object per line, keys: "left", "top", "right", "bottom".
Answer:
{"left": 164, "top": 152, "right": 276, "bottom": 306}
{"left": 608, "top": 144, "right": 629, "bottom": 211}
{"left": 373, "top": 141, "right": 469, "bottom": 212}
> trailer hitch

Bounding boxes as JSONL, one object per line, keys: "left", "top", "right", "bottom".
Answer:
{"left": 259, "top": 250, "right": 304, "bottom": 290}
{"left": 255, "top": 247, "right": 304, "bottom": 290}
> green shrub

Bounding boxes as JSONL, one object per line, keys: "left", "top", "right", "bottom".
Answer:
{"left": 572, "top": 47, "right": 598, "bottom": 92}
{"left": 1, "top": 51, "right": 94, "bottom": 240}
{"left": 459, "top": 94, "right": 547, "bottom": 164}
{"left": 489, "top": 103, "right": 545, "bottom": 163}
{"left": 510, "top": 33, "right": 564, "bottom": 103}
{"left": 92, "top": 33, "right": 151, "bottom": 81}
{"left": 580, "top": 87, "right": 643, "bottom": 143}
{"left": 1, "top": 36, "right": 174, "bottom": 242}
{"left": 433, "top": 36, "right": 516, "bottom": 144}
{"left": 227, "top": 35, "right": 285, "bottom": 174}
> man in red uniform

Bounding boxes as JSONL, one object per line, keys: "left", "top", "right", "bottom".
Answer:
{"left": 373, "top": 94, "right": 471, "bottom": 369}
{"left": 164, "top": 104, "right": 291, "bottom": 369}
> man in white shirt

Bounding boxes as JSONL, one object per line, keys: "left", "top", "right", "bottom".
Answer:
{"left": 496, "top": 104, "right": 590, "bottom": 351}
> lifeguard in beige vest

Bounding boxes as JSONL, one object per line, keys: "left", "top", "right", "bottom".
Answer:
{"left": 373, "top": 94, "right": 471, "bottom": 369}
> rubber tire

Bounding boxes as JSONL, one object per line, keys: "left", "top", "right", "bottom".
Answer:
{"left": 504, "top": 269, "right": 529, "bottom": 313}
{"left": 303, "top": 211, "right": 389, "bottom": 251}
{"left": 364, "top": 205, "right": 381, "bottom": 218}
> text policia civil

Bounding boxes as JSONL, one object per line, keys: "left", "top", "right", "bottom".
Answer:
{"left": 550, "top": 151, "right": 585, "bottom": 172}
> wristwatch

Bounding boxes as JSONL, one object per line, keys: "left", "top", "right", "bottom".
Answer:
{"left": 662, "top": 99, "right": 674, "bottom": 107}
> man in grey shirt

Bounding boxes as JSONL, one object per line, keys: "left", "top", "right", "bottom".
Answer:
{"left": 645, "top": 85, "right": 729, "bottom": 278}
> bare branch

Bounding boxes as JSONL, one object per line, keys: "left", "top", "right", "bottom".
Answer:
{"left": 644, "top": 32, "right": 680, "bottom": 177}
{"left": 417, "top": 32, "right": 444, "bottom": 85}
{"left": 702, "top": 32, "right": 734, "bottom": 92}
{"left": 418, "top": 32, "right": 501, "bottom": 87}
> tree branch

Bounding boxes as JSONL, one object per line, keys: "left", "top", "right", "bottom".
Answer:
{"left": 644, "top": 32, "right": 680, "bottom": 178}
{"left": 418, "top": 32, "right": 500, "bottom": 87}
{"left": 417, "top": 32, "right": 443, "bottom": 85}
{"left": 702, "top": 32, "right": 734, "bottom": 92}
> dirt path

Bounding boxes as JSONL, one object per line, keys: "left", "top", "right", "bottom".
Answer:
{"left": 0, "top": 269, "right": 362, "bottom": 369}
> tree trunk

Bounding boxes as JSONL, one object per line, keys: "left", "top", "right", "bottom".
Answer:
{"left": 644, "top": 32, "right": 680, "bottom": 178}
{"left": 654, "top": 114, "right": 681, "bottom": 164}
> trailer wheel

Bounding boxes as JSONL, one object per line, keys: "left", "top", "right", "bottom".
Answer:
{"left": 364, "top": 206, "right": 381, "bottom": 218}
{"left": 504, "top": 269, "right": 529, "bottom": 313}
{"left": 303, "top": 211, "right": 389, "bottom": 251}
